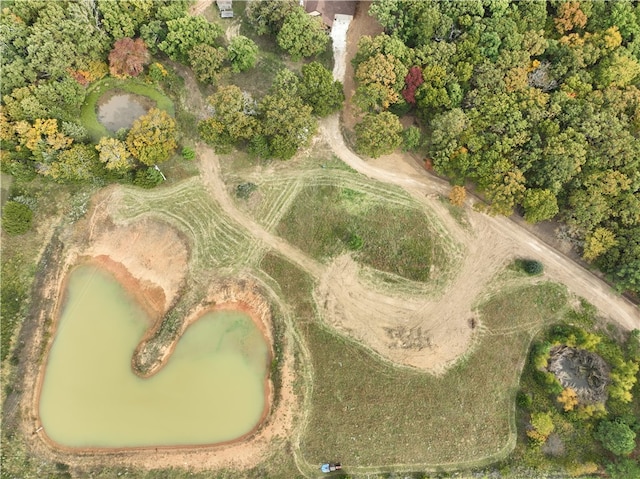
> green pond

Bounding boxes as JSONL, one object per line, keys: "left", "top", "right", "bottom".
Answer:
{"left": 39, "top": 265, "right": 269, "bottom": 448}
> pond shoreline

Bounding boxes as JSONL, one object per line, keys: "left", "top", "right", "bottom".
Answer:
{"left": 18, "top": 197, "right": 297, "bottom": 472}
{"left": 36, "top": 261, "right": 275, "bottom": 451}
{"left": 96, "top": 91, "right": 156, "bottom": 133}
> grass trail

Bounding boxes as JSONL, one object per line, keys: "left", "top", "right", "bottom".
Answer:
{"left": 114, "top": 178, "right": 261, "bottom": 272}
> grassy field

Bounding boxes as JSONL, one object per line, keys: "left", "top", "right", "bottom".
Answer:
{"left": 260, "top": 253, "right": 570, "bottom": 471}
{"left": 80, "top": 77, "right": 175, "bottom": 142}
{"left": 275, "top": 182, "right": 458, "bottom": 284}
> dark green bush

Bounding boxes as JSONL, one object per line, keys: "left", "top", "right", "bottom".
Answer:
{"left": 236, "top": 182, "right": 257, "bottom": 199}
{"left": 133, "top": 168, "right": 164, "bottom": 189}
{"left": 524, "top": 259, "right": 544, "bottom": 275}
{"left": 2, "top": 201, "right": 33, "bottom": 235}
{"left": 346, "top": 232, "right": 364, "bottom": 251}
{"left": 606, "top": 458, "right": 640, "bottom": 479}
{"left": 517, "top": 391, "right": 533, "bottom": 408}
{"left": 595, "top": 419, "right": 637, "bottom": 456}
{"left": 402, "top": 125, "right": 422, "bottom": 152}
{"left": 182, "top": 146, "right": 196, "bottom": 160}
{"left": 248, "top": 135, "right": 272, "bottom": 159}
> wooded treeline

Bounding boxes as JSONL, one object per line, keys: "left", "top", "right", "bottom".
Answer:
{"left": 0, "top": 0, "right": 202, "bottom": 186}
{"left": 355, "top": 0, "right": 640, "bottom": 293}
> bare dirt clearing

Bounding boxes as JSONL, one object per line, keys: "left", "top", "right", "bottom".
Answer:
{"left": 82, "top": 199, "right": 189, "bottom": 317}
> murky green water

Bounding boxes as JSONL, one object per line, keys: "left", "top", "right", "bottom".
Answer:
{"left": 39, "top": 265, "right": 269, "bottom": 448}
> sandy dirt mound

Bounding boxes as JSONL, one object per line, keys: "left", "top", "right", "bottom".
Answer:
{"left": 84, "top": 214, "right": 189, "bottom": 318}
{"left": 316, "top": 255, "right": 473, "bottom": 372}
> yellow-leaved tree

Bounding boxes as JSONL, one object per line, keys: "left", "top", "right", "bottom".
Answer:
{"left": 449, "top": 185, "right": 466, "bottom": 207}
{"left": 126, "top": 108, "right": 177, "bottom": 166}
{"left": 527, "top": 412, "right": 555, "bottom": 444}
{"left": 96, "top": 137, "right": 133, "bottom": 172}
{"left": 557, "top": 387, "right": 579, "bottom": 411}
{"left": 583, "top": 227, "right": 616, "bottom": 262}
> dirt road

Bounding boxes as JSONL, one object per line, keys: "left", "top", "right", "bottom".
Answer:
{"left": 319, "top": 114, "right": 639, "bottom": 331}
{"left": 327, "top": 2, "right": 638, "bottom": 332}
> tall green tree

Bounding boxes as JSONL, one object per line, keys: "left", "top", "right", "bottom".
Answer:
{"left": 300, "top": 62, "right": 344, "bottom": 117}
{"left": 276, "top": 8, "right": 329, "bottom": 60}
{"left": 595, "top": 420, "right": 637, "bottom": 456}
{"left": 355, "top": 112, "right": 403, "bottom": 158}
{"left": 227, "top": 36, "right": 259, "bottom": 73}
{"left": 522, "top": 189, "right": 559, "bottom": 223}
{"left": 246, "top": 0, "right": 298, "bottom": 36}
{"left": 97, "top": 0, "right": 153, "bottom": 39}
{"left": 257, "top": 94, "right": 316, "bottom": 160}
{"left": 159, "top": 16, "right": 223, "bottom": 62}
{"left": 199, "top": 85, "right": 257, "bottom": 151}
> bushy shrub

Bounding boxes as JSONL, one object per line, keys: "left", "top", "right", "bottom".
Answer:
{"left": 236, "top": 182, "right": 257, "bottom": 199}
{"left": 626, "top": 329, "right": 640, "bottom": 362}
{"left": 248, "top": 135, "right": 271, "bottom": 159}
{"left": 346, "top": 232, "right": 364, "bottom": 251}
{"left": 402, "top": 125, "right": 422, "bottom": 152}
{"left": 606, "top": 458, "right": 640, "bottom": 479}
{"left": 527, "top": 411, "right": 555, "bottom": 444}
{"left": 595, "top": 419, "right": 637, "bottom": 456}
{"left": 133, "top": 167, "right": 164, "bottom": 189}
{"left": 182, "top": 146, "right": 195, "bottom": 161}
{"left": 524, "top": 259, "right": 544, "bottom": 275}
{"left": 517, "top": 391, "right": 533, "bottom": 408}
{"left": 2, "top": 201, "right": 33, "bottom": 235}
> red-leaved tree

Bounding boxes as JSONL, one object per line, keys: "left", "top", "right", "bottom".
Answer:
{"left": 402, "top": 66, "right": 424, "bottom": 104}
{"left": 109, "top": 38, "right": 150, "bottom": 78}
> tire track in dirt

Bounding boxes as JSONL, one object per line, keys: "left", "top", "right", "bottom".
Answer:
{"left": 197, "top": 143, "right": 326, "bottom": 279}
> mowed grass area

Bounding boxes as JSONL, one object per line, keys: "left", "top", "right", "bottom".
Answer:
{"left": 81, "top": 77, "right": 175, "bottom": 142}
{"left": 115, "top": 178, "right": 261, "bottom": 273}
{"left": 275, "top": 183, "right": 457, "bottom": 284}
{"left": 260, "top": 253, "right": 569, "bottom": 470}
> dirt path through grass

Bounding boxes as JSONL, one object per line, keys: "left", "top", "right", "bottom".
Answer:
{"left": 197, "top": 143, "right": 325, "bottom": 278}
{"left": 320, "top": 113, "right": 640, "bottom": 331}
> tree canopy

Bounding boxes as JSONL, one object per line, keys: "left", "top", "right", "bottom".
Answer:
{"left": 276, "top": 8, "right": 329, "bottom": 60}
{"left": 126, "top": 108, "right": 177, "bottom": 166}
{"left": 159, "top": 16, "right": 223, "bottom": 62}
{"left": 595, "top": 419, "right": 637, "bottom": 456}
{"left": 355, "top": 112, "right": 403, "bottom": 158}
{"left": 353, "top": 0, "right": 640, "bottom": 293}
{"left": 227, "top": 36, "right": 259, "bottom": 73}
{"left": 299, "top": 62, "right": 345, "bottom": 117}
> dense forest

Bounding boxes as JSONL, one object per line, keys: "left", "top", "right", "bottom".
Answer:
{"left": 353, "top": 0, "right": 640, "bottom": 294}
{"left": 0, "top": 0, "right": 342, "bottom": 184}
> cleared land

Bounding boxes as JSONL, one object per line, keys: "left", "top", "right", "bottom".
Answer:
{"left": 260, "top": 253, "right": 569, "bottom": 472}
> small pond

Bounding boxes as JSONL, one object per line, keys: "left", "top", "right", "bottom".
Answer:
{"left": 97, "top": 91, "right": 155, "bottom": 133}
{"left": 39, "top": 265, "right": 269, "bottom": 448}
